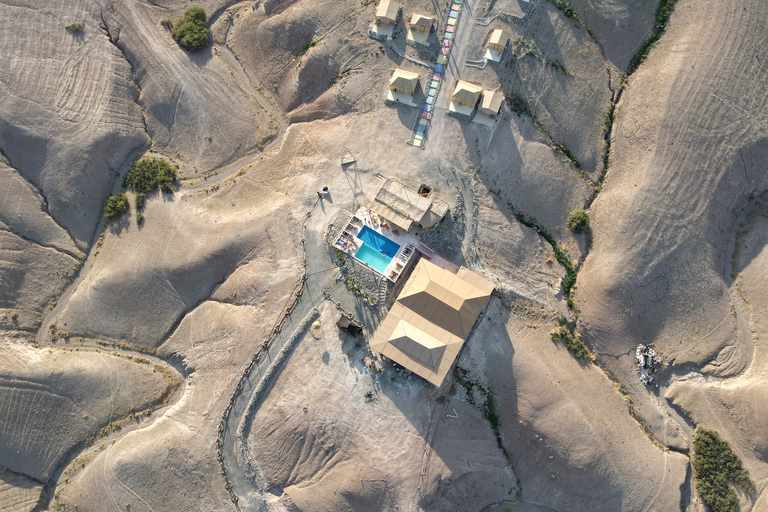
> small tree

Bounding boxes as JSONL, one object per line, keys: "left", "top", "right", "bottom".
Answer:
{"left": 567, "top": 209, "right": 589, "bottom": 233}
{"left": 123, "top": 157, "right": 177, "bottom": 193}
{"left": 105, "top": 193, "right": 129, "bottom": 220}
{"left": 171, "top": 7, "right": 209, "bottom": 51}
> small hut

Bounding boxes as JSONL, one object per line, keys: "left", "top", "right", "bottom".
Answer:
{"left": 389, "top": 69, "right": 420, "bottom": 96}
{"left": 479, "top": 89, "right": 505, "bottom": 116}
{"left": 451, "top": 81, "right": 483, "bottom": 108}
{"left": 486, "top": 29, "right": 509, "bottom": 52}
{"left": 376, "top": 0, "right": 401, "bottom": 25}
{"left": 337, "top": 315, "right": 363, "bottom": 337}
{"left": 409, "top": 14, "right": 435, "bottom": 32}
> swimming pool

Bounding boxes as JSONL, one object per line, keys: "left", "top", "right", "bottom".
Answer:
{"left": 354, "top": 226, "right": 400, "bottom": 274}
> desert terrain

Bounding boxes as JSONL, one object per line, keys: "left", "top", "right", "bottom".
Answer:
{"left": 0, "top": 0, "right": 767, "bottom": 510}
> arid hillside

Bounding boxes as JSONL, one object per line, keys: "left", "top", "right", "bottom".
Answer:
{"left": 1, "top": 0, "right": 767, "bottom": 511}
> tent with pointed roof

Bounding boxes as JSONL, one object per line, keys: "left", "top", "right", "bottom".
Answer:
{"left": 370, "top": 260, "right": 495, "bottom": 386}
{"left": 450, "top": 81, "right": 483, "bottom": 108}
{"left": 479, "top": 89, "right": 505, "bottom": 116}
{"left": 389, "top": 69, "right": 420, "bottom": 95}
{"left": 487, "top": 29, "right": 509, "bottom": 51}
{"left": 409, "top": 13, "right": 435, "bottom": 32}
{"left": 376, "top": 0, "right": 401, "bottom": 24}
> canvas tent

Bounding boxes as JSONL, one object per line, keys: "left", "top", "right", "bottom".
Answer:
{"left": 409, "top": 14, "right": 434, "bottom": 32}
{"left": 371, "top": 179, "right": 449, "bottom": 232}
{"left": 389, "top": 69, "right": 420, "bottom": 95}
{"left": 479, "top": 89, "right": 505, "bottom": 116}
{"left": 371, "top": 260, "right": 495, "bottom": 386}
{"left": 486, "top": 29, "right": 509, "bottom": 51}
{"left": 450, "top": 81, "right": 483, "bottom": 108}
{"left": 376, "top": 0, "right": 401, "bottom": 24}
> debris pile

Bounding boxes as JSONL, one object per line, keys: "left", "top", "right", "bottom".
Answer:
{"left": 636, "top": 344, "right": 661, "bottom": 386}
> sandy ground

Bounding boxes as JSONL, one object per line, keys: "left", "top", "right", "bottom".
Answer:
{"left": 245, "top": 303, "right": 517, "bottom": 512}
{"left": 1, "top": 0, "right": 767, "bottom": 510}
{"left": 576, "top": 0, "right": 768, "bottom": 469}
{"left": 0, "top": 339, "right": 179, "bottom": 487}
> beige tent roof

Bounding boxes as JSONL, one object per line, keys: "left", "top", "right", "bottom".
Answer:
{"left": 376, "top": 0, "right": 401, "bottom": 21}
{"left": 372, "top": 179, "right": 448, "bottom": 231}
{"left": 410, "top": 13, "right": 435, "bottom": 28}
{"left": 451, "top": 80, "right": 483, "bottom": 105}
{"left": 480, "top": 89, "right": 505, "bottom": 114}
{"left": 370, "top": 260, "right": 495, "bottom": 386}
{"left": 389, "top": 69, "right": 420, "bottom": 91}
{"left": 371, "top": 202, "right": 412, "bottom": 232}
{"left": 488, "top": 29, "right": 509, "bottom": 48}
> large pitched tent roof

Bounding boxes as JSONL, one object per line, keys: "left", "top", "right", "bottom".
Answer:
{"left": 371, "top": 260, "right": 495, "bottom": 386}
{"left": 376, "top": 0, "right": 401, "bottom": 22}
{"left": 410, "top": 13, "right": 435, "bottom": 29}
{"left": 389, "top": 69, "right": 420, "bottom": 94}
{"left": 480, "top": 89, "right": 505, "bottom": 115}
{"left": 487, "top": 29, "right": 509, "bottom": 50}
{"left": 451, "top": 80, "right": 483, "bottom": 107}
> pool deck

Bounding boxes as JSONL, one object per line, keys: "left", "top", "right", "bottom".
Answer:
{"left": 333, "top": 208, "right": 418, "bottom": 282}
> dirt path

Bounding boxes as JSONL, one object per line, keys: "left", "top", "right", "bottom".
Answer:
{"left": 220, "top": 196, "right": 385, "bottom": 509}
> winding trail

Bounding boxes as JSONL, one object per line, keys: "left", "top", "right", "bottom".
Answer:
{"left": 218, "top": 197, "right": 385, "bottom": 509}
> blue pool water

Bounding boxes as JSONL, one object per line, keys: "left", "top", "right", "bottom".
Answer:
{"left": 355, "top": 226, "right": 400, "bottom": 273}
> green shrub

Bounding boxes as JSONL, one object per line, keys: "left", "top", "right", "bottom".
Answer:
{"left": 507, "top": 94, "right": 533, "bottom": 118}
{"left": 65, "top": 22, "right": 84, "bottom": 33}
{"left": 550, "top": 325, "right": 590, "bottom": 359}
{"left": 136, "top": 213, "right": 145, "bottom": 226}
{"left": 123, "top": 157, "right": 177, "bottom": 193}
{"left": 160, "top": 18, "right": 173, "bottom": 30}
{"left": 135, "top": 192, "right": 146, "bottom": 210}
{"left": 694, "top": 428, "right": 754, "bottom": 512}
{"left": 512, "top": 208, "right": 577, "bottom": 308}
{"left": 567, "top": 209, "right": 589, "bottom": 233}
{"left": 105, "top": 193, "right": 129, "bottom": 220}
{"left": 551, "top": 0, "right": 579, "bottom": 21}
{"left": 171, "top": 7, "right": 209, "bottom": 51}
{"left": 627, "top": 0, "right": 677, "bottom": 74}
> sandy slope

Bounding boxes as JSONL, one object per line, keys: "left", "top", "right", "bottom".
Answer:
{"left": 461, "top": 299, "right": 688, "bottom": 511}
{"left": 576, "top": 0, "right": 768, "bottom": 496}
{"left": 57, "top": 180, "right": 295, "bottom": 350}
{"left": 55, "top": 294, "right": 297, "bottom": 510}
{"left": 0, "top": 340, "right": 177, "bottom": 483}
{"left": 1, "top": 0, "right": 767, "bottom": 510}
{"left": 0, "top": 0, "right": 148, "bottom": 246}
{"left": 102, "top": 0, "right": 276, "bottom": 174}
{"left": 666, "top": 197, "right": 768, "bottom": 509}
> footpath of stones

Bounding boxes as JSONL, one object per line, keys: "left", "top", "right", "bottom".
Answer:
{"left": 408, "top": 0, "right": 463, "bottom": 148}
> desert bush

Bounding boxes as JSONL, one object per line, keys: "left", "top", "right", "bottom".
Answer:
{"left": 136, "top": 213, "right": 145, "bottom": 226}
{"left": 507, "top": 94, "right": 533, "bottom": 118}
{"left": 567, "top": 209, "right": 589, "bottom": 233}
{"left": 160, "top": 18, "right": 173, "bottom": 30}
{"left": 551, "top": 0, "right": 579, "bottom": 21}
{"left": 512, "top": 209, "right": 577, "bottom": 307}
{"left": 65, "top": 22, "right": 84, "bottom": 33}
{"left": 694, "top": 428, "right": 754, "bottom": 512}
{"left": 171, "top": 7, "right": 209, "bottom": 51}
{"left": 627, "top": 0, "right": 677, "bottom": 74}
{"left": 550, "top": 325, "right": 589, "bottom": 359}
{"left": 123, "top": 157, "right": 177, "bottom": 193}
{"left": 105, "top": 193, "right": 129, "bottom": 220}
{"left": 135, "top": 192, "right": 146, "bottom": 210}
